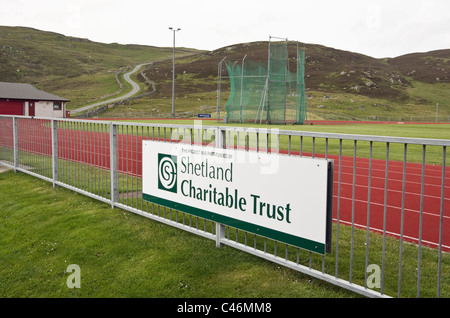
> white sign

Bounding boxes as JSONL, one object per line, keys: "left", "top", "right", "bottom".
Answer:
{"left": 142, "top": 140, "right": 333, "bottom": 254}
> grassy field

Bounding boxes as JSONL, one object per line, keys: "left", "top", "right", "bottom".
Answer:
{"left": 98, "top": 118, "right": 450, "bottom": 139}
{"left": 0, "top": 170, "right": 356, "bottom": 298}
{"left": 304, "top": 80, "right": 450, "bottom": 122}
{"left": 100, "top": 119, "right": 450, "bottom": 165}
{"left": 95, "top": 61, "right": 450, "bottom": 121}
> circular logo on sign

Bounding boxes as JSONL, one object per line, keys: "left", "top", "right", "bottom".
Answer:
{"left": 158, "top": 156, "right": 177, "bottom": 191}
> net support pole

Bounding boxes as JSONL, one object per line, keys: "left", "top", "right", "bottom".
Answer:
{"left": 267, "top": 36, "right": 271, "bottom": 124}
{"left": 284, "top": 38, "right": 288, "bottom": 125}
{"left": 240, "top": 55, "right": 247, "bottom": 123}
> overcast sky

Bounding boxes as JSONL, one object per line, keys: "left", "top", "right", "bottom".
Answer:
{"left": 1, "top": 0, "right": 449, "bottom": 58}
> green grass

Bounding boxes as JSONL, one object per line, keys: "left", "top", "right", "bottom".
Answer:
{"left": 0, "top": 170, "right": 356, "bottom": 298}
{"left": 95, "top": 74, "right": 450, "bottom": 122}
{"left": 305, "top": 86, "right": 450, "bottom": 122}
{"left": 407, "top": 81, "right": 450, "bottom": 111}
{"left": 94, "top": 118, "right": 450, "bottom": 140}
{"left": 98, "top": 90, "right": 220, "bottom": 119}
{"left": 102, "top": 120, "right": 450, "bottom": 165}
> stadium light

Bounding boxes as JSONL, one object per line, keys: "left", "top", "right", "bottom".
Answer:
{"left": 169, "top": 27, "right": 181, "bottom": 118}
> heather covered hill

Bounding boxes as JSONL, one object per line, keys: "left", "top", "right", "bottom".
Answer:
{"left": 0, "top": 26, "right": 200, "bottom": 108}
{"left": 142, "top": 41, "right": 449, "bottom": 102}
{"left": 1, "top": 26, "right": 449, "bottom": 120}
{"left": 388, "top": 49, "right": 450, "bottom": 84}
{"left": 134, "top": 41, "right": 449, "bottom": 120}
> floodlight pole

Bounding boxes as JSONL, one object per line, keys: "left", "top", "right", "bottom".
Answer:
{"left": 169, "top": 27, "right": 181, "bottom": 118}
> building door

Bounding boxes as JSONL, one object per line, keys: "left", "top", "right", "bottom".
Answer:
{"left": 29, "top": 102, "right": 35, "bottom": 116}
{"left": 0, "top": 101, "right": 24, "bottom": 115}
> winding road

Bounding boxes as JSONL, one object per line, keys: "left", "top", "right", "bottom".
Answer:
{"left": 70, "top": 63, "right": 150, "bottom": 114}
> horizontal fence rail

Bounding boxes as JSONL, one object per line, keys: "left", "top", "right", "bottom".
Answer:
{"left": 0, "top": 115, "right": 449, "bottom": 298}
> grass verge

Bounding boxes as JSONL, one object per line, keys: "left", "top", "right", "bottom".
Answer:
{"left": 0, "top": 170, "right": 356, "bottom": 298}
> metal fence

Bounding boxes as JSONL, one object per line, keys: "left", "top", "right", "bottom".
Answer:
{"left": 0, "top": 115, "right": 449, "bottom": 298}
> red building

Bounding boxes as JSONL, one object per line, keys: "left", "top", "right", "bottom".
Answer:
{"left": 0, "top": 82, "right": 69, "bottom": 117}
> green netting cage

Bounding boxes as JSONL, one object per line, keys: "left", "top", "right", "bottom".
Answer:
{"left": 223, "top": 39, "right": 306, "bottom": 125}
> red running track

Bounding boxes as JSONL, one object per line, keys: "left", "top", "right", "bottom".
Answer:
{"left": 323, "top": 153, "right": 450, "bottom": 252}
{"left": 4, "top": 120, "right": 449, "bottom": 252}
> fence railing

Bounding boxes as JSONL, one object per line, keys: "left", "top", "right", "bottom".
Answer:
{"left": 307, "top": 113, "right": 450, "bottom": 123}
{"left": 1, "top": 115, "right": 449, "bottom": 298}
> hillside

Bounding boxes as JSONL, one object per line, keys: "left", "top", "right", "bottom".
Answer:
{"left": 122, "top": 42, "right": 450, "bottom": 121}
{"left": 140, "top": 42, "right": 413, "bottom": 101}
{"left": 1, "top": 26, "right": 449, "bottom": 121}
{"left": 0, "top": 26, "right": 200, "bottom": 109}
{"left": 388, "top": 50, "right": 450, "bottom": 84}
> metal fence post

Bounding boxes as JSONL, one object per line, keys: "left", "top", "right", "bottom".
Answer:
{"left": 110, "top": 123, "right": 118, "bottom": 208}
{"left": 51, "top": 119, "right": 58, "bottom": 187}
{"left": 215, "top": 127, "right": 226, "bottom": 247}
{"left": 13, "top": 117, "right": 18, "bottom": 173}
